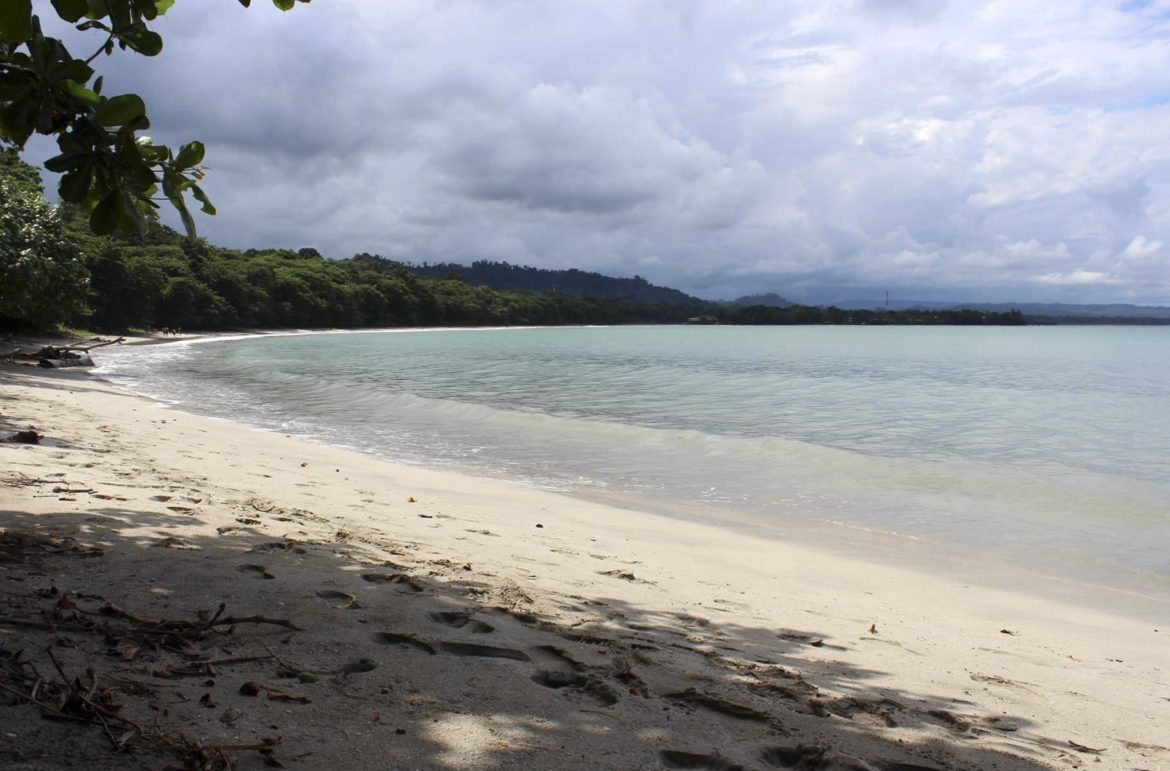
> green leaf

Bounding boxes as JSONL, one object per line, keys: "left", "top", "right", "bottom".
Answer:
{"left": 44, "top": 151, "right": 86, "bottom": 173}
{"left": 52, "top": 0, "right": 89, "bottom": 23}
{"left": 155, "top": 0, "right": 176, "bottom": 12}
{"left": 59, "top": 163, "right": 94, "bottom": 203}
{"left": 161, "top": 169, "right": 181, "bottom": 198}
{"left": 132, "top": 0, "right": 163, "bottom": 19}
{"left": 273, "top": 0, "right": 297, "bottom": 10}
{"left": 85, "top": 0, "right": 110, "bottom": 20}
{"left": 62, "top": 80, "right": 101, "bottom": 107}
{"left": 190, "top": 184, "right": 216, "bottom": 215}
{"left": 121, "top": 29, "right": 163, "bottom": 56}
{"left": 1, "top": 96, "right": 38, "bottom": 146}
{"left": 174, "top": 141, "right": 205, "bottom": 170}
{"left": 91, "top": 191, "right": 125, "bottom": 235}
{"left": 95, "top": 93, "right": 146, "bottom": 127}
{"left": 0, "top": 0, "right": 32, "bottom": 44}
{"left": 123, "top": 191, "right": 151, "bottom": 238}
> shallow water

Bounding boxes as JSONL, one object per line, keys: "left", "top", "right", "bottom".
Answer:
{"left": 98, "top": 325, "right": 1170, "bottom": 603}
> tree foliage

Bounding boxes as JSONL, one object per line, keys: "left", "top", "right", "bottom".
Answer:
{"left": 35, "top": 200, "right": 701, "bottom": 334}
{"left": 0, "top": 147, "right": 87, "bottom": 330}
{"left": 0, "top": 0, "right": 307, "bottom": 237}
{"left": 715, "top": 304, "right": 1025, "bottom": 326}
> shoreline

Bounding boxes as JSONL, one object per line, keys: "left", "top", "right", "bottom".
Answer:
{"left": 2, "top": 361, "right": 1168, "bottom": 768}
{"left": 97, "top": 331, "right": 1170, "bottom": 624}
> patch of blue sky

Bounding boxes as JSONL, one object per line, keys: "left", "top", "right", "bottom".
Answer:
{"left": 1118, "top": 0, "right": 1156, "bottom": 13}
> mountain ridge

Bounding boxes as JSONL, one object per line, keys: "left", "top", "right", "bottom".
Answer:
{"left": 404, "top": 260, "right": 706, "bottom": 307}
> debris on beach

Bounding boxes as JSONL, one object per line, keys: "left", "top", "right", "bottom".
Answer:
{"left": 1, "top": 337, "right": 124, "bottom": 369}
{"left": 7, "top": 428, "right": 42, "bottom": 444}
{"left": 34, "top": 346, "right": 95, "bottom": 368}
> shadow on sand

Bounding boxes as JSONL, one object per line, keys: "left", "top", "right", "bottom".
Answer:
{"left": 0, "top": 486, "right": 1086, "bottom": 771}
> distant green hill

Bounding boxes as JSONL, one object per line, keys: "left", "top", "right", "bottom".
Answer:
{"left": 726, "top": 292, "right": 792, "bottom": 308}
{"left": 405, "top": 260, "right": 707, "bottom": 306}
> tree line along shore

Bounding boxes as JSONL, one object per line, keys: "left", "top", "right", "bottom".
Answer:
{"left": 2, "top": 150, "right": 1025, "bottom": 335}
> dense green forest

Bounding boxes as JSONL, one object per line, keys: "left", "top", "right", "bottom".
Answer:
{"left": 1, "top": 151, "right": 1027, "bottom": 334}
{"left": 43, "top": 227, "right": 711, "bottom": 332}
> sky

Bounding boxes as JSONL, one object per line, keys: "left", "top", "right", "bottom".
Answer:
{"left": 29, "top": 0, "right": 1170, "bottom": 305}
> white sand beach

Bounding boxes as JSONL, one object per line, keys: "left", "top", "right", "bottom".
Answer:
{"left": 1, "top": 357, "right": 1167, "bottom": 770}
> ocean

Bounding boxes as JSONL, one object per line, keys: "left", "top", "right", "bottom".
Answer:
{"left": 97, "top": 325, "right": 1170, "bottom": 609}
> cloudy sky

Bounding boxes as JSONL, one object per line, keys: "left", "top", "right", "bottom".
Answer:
{"left": 32, "top": 0, "right": 1170, "bottom": 304}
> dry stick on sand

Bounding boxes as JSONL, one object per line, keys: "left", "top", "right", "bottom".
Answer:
{"left": 96, "top": 601, "right": 303, "bottom": 634}
{"left": 0, "top": 648, "right": 149, "bottom": 750}
{"left": 1, "top": 599, "right": 297, "bottom": 768}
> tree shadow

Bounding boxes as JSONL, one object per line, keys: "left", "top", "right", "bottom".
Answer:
{"left": 1, "top": 365, "right": 138, "bottom": 397}
{"left": 0, "top": 491, "right": 1090, "bottom": 771}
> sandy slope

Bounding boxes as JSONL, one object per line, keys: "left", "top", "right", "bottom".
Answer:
{"left": 1, "top": 361, "right": 1167, "bottom": 770}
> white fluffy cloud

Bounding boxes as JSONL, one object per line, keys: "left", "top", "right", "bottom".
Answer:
{"left": 30, "top": 0, "right": 1170, "bottom": 304}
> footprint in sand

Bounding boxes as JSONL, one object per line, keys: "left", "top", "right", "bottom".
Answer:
{"left": 152, "top": 537, "right": 196, "bottom": 550}
{"left": 360, "top": 572, "right": 423, "bottom": 592}
{"left": 925, "top": 708, "right": 970, "bottom": 732}
{"left": 777, "top": 631, "right": 845, "bottom": 650}
{"left": 666, "top": 688, "right": 772, "bottom": 723}
{"left": 249, "top": 541, "right": 307, "bottom": 555}
{"left": 599, "top": 569, "right": 655, "bottom": 584}
{"left": 438, "top": 642, "right": 531, "bottom": 662}
{"left": 338, "top": 659, "right": 377, "bottom": 675}
{"left": 759, "top": 745, "right": 942, "bottom": 771}
{"left": 316, "top": 590, "right": 361, "bottom": 609}
{"left": 372, "top": 632, "right": 437, "bottom": 655}
{"left": 527, "top": 646, "right": 620, "bottom": 706}
{"left": 489, "top": 606, "right": 541, "bottom": 626}
{"left": 428, "top": 611, "right": 495, "bottom": 634}
{"left": 530, "top": 670, "right": 619, "bottom": 706}
{"left": 658, "top": 750, "right": 745, "bottom": 771}
{"left": 237, "top": 564, "right": 274, "bottom": 580}
{"left": 529, "top": 645, "right": 586, "bottom": 671}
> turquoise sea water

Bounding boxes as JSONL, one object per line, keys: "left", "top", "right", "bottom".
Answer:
{"left": 98, "top": 326, "right": 1170, "bottom": 606}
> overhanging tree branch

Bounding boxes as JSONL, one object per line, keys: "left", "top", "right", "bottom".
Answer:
{"left": 0, "top": 0, "right": 309, "bottom": 237}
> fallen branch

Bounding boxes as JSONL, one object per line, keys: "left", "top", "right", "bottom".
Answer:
{"left": 70, "top": 337, "right": 125, "bottom": 352}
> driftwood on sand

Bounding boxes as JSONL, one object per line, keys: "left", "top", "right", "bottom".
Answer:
{"left": 0, "top": 337, "right": 124, "bottom": 368}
